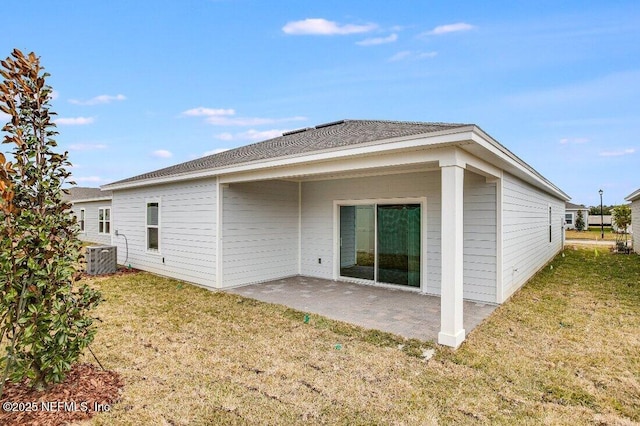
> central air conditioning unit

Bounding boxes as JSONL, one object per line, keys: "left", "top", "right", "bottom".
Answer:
{"left": 86, "top": 245, "right": 117, "bottom": 275}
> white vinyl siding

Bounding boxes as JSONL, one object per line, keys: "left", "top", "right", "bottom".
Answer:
{"left": 111, "top": 179, "right": 217, "bottom": 288}
{"left": 222, "top": 180, "right": 298, "bottom": 287}
{"left": 632, "top": 200, "right": 640, "bottom": 254}
{"left": 71, "top": 200, "right": 112, "bottom": 245}
{"left": 502, "top": 172, "right": 564, "bottom": 300}
{"left": 300, "top": 170, "right": 498, "bottom": 302}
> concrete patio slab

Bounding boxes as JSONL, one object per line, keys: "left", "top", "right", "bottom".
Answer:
{"left": 227, "top": 276, "right": 497, "bottom": 343}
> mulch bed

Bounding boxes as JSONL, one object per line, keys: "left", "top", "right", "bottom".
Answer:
{"left": 82, "top": 265, "right": 140, "bottom": 279}
{"left": 0, "top": 363, "right": 123, "bottom": 426}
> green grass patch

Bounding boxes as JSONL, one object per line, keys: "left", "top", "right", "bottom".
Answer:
{"left": 40, "top": 248, "right": 639, "bottom": 424}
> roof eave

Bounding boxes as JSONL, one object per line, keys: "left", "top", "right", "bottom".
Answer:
{"left": 625, "top": 188, "right": 640, "bottom": 202}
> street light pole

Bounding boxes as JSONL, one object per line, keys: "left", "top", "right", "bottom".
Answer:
{"left": 599, "top": 189, "right": 604, "bottom": 239}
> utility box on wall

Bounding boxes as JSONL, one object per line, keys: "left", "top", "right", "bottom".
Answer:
{"left": 86, "top": 245, "right": 117, "bottom": 275}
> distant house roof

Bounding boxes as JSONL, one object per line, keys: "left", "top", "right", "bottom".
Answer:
{"left": 63, "top": 187, "right": 112, "bottom": 203}
{"left": 565, "top": 202, "right": 587, "bottom": 210}
{"left": 625, "top": 188, "right": 640, "bottom": 202}
{"left": 106, "top": 120, "right": 469, "bottom": 186}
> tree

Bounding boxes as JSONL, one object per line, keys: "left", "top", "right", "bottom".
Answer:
{"left": 612, "top": 204, "right": 632, "bottom": 235}
{"left": 589, "top": 205, "right": 613, "bottom": 216}
{"left": 0, "top": 49, "right": 102, "bottom": 392}
{"left": 575, "top": 209, "right": 585, "bottom": 231}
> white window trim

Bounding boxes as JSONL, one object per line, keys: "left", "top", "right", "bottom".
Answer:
{"left": 79, "top": 208, "right": 85, "bottom": 233}
{"left": 332, "top": 196, "right": 427, "bottom": 293}
{"left": 565, "top": 212, "right": 574, "bottom": 226}
{"left": 98, "top": 206, "right": 111, "bottom": 235}
{"left": 146, "top": 198, "right": 161, "bottom": 254}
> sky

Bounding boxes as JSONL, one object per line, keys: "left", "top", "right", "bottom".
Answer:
{"left": 1, "top": 0, "right": 639, "bottom": 206}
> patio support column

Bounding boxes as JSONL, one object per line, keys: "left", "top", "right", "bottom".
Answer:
{"left": 438, "top": 164, "right": 466, "bottom": 348}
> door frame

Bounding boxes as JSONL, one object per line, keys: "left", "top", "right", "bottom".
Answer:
{"left": 332, "top": 197, "right": 427, "bottom": 292}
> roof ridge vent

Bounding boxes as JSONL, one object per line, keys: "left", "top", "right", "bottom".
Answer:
{"left": 282, "top": 127, "right": 312, "bottom": 136}
{"left": 315, "top": 120, "right": 345, "bottom": 129}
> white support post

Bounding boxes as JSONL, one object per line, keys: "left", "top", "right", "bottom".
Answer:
{"left": 438, "top": 164, "right": 466, "bottom": 348}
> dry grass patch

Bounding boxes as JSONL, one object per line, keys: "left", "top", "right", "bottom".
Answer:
{"left": 77, "top": 248, "right": 639, "bottom": 424}
{"left": 566, "top": 228, "right": 617, "bottom": 241}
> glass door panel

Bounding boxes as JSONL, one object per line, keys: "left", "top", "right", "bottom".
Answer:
{"left": 376, "top": 204, "right": 421, "bottom": 287}
{"left": 340, "top": 205, "right": 375, "bottom": 280}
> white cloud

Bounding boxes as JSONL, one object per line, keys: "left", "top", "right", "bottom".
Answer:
{"left": 425, "top": 22, "right": 475, "bottom": 35}
{"left": 182, "top": 107, "right": 235, "bottom": 117}
{"left": 55, "top": 117, "right": 95, "bottom": 125}
{"left": 69, "top": 94, "right": 126, "bottom": 105}
{"left": 559, "top": 137, "right": 590, "bottom": 145}
{"left": 356, "top": 33, "right": 398, "bottom": 46}
{"left": 599, "top": 148, "right": 635, "bottom": 157}
{"left": 152, "top": 149, "right": 173, "bottom": 158}
{"left": 282, "top": 18, "right": 376, "bottom": 35}
{"left": 183, "top": 107, "right": 306, "bottom": 127}
{"left": 215, "top": 132, "right": 234, "bottom": 141}
{"left": 68, "top": 143, "right": 108, "bottom": 151}
{"left": 389, "top": 50, "right": 437, "bottom": 62}
{"left": 0, "top": 111, "right": 10, "bottom": 122}
{"left": 49, "top": 90, "right": 60, "bottom": 101}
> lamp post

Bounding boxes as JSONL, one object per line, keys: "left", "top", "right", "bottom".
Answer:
{"left": 599, "top": 189, "right": 604, "bottom": 239}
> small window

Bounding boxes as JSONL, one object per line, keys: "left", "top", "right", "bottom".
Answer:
{"left": 147, "top": 202, "right": 159, "bottom": 251}
{"left": 98, "top": 207, "right": 111, "bottom": 234}
{"left": 79, "top": 209, "right": 85, "bottom": 232}
{"left": 549, "top": 206, "right": 552, "bottom": 242}
{"left": 565, "top": 213, "right": 573, "bottom": 225}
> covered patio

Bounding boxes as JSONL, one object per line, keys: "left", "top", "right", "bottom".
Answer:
{"left": 227, "top": 276, "right": 497, "bottom": 342}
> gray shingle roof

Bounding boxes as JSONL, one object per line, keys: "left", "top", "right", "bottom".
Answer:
{"left": 565, "top": 202, "right": 587, "bottom": 209}
{"left": 107, "top": 119, "right": 470, "bottom": 186}
{"left": 63, "top": 186, "right": 112, "bottom": 202}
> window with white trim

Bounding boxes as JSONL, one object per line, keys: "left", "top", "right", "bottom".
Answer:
{"left": 98, "top": 207, "right": 111, "bottom": 234}
{"left": 79, "top": 209, "right": 85, "bottom": 232}
{"left": 549, "top": 206, "right": 552, "bottom": 242}
{"left": 565, "top": 213, "right": 573, "bottom": 226}
{"left": 147, "top": 202, "right": 160, "bottom": 251}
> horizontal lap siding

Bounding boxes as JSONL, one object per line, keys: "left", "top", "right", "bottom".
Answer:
{"left": 222, "top": 180, "right": 298, "bottom": 287}
{"left": 502, "top": 173, "right": 564, "bottom": 299}
{"left": 71, "top": 201, "right": 113, "bottom": 245}
{"left": 463, "top": 171, "right": 497, "bottom": 303}
{"left": 301, "top": 171, "right": 443, "bottom": 294}
{"left": 111, "top": 179, "right": 217, "bottom": 288}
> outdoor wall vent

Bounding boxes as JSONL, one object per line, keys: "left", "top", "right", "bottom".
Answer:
{"left": 315, "top": 120, "right": 345, "bottom": 129}
{"left": 282, "top": 127, "right": 312, "bottom": 136}
{"left": 86, "top": 245, "right": 117, "bottom": 275}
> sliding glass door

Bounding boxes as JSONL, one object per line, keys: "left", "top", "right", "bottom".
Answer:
{"left": 339, "top": 202, "right": 421, "bottom": 288}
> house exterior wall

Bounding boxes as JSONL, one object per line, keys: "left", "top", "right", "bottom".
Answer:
{"left": 300, "top": 170, "right": 498, "bottom": 303}
{"left": 111, "top": 178, "right": 217, "bottom": 288}
{"left": 70, "top": 200, "right": 113, "bottom": 245}
{"left": 565, "top": 208, "right": 588, "bottom": 230}
{"left": 221, "top": 180, "right": 299, "bottom": 287}
{"left": 502, "top": 172, "right": 564, "bottom": 300}
{"left": 632, "top": 200, "right": 640, "bottom": 254}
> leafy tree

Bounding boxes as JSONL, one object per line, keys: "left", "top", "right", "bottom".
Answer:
{"left": 589, "top": 205, "right": 613, "bottom": 216}
{"left": 612, "top": 205, "right": 632, "bottom": 234}
{"left": 0, "top": 49, "right": 102, "bottom": 393}
{"left": 575, "top": 209, "right": 585, "bottom": 231}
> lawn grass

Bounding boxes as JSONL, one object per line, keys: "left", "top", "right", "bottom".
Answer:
{"left": 73, "top": 248, "right": 639, "bottom": 424}
{"left": 566, "top": 227, "right": 618, "bottom": 241}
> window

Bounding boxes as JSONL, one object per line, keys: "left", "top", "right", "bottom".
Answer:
{"left": 147, "top": 202, "right": 159, "bottom": 251}
{"left": 565, "top": 213, "right": 573, "bottom": 225}
{"left": 98, "top": 207, "right": 111, "bottom": 234}
{"left": 549, "top": 206, "right": 552, "bottom": 242}
{"left": 79, "top": 209, "right": 85, "bottom": 232}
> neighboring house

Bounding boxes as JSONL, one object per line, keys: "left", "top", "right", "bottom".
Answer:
{"left": 64, "top": 187, "right": 113, "bottom": 245}
{"left": 564, "top": 202, "right": 589, "bottom": 230}
{"left": 624, "top": 188, "right": 639, "bottom": 254}
{"left": 102, "top": 119, "right": 570, "bottom": 348}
